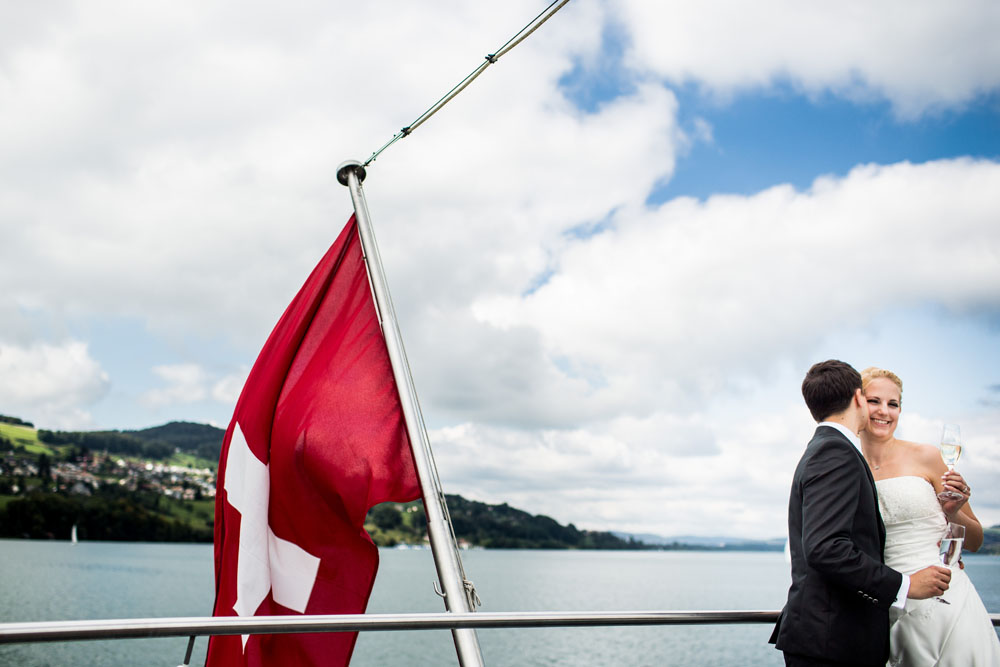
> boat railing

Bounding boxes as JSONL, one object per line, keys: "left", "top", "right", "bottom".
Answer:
{"left": 2, "top": 611, "right": 997, "bottom": 666}
{"left": 2, "top": 610, "right": 997, "bottom": 644}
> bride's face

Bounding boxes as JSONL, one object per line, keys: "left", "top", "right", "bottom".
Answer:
{"left": 864, "top": 377, "right": 901, "bottom": 439}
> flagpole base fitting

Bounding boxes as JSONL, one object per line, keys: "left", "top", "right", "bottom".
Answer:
{"left": 337, "top": 161, "right": 366, "bottom": 186}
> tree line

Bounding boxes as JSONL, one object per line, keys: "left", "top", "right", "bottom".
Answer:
{"left": 38, "top": 430, "right": 175, "bottom": 460}
{"left": 35, "top": 421, "right": 225, "bottom": 463}
{"left": 366, "top": 495, "right": 646, "bottom": 550}
{"left": 0, "top": 486, "right": 213, "bottom": 542}
{"left": 0, "top": 414, "right": 35, "bottom": 428}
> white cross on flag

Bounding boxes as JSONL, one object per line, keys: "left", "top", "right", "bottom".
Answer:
{"left": 207, "top": 216, "right": 420, "bottom": 666}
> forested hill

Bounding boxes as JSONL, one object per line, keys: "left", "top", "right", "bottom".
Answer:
{"left": 445, "top": 495, "right": 640, "bottom": 549}
{"left": 366, "top": 495, "right": 643, "bottom": 550}
{"left": 128, "top": 422, "right": 225, "bottom": 461}
{"left": 36, "top": 421, "right": 225, "bottom": 464}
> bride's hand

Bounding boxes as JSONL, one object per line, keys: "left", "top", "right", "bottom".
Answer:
{"left": 939, "top": 470, "right": 970, "bottom": 516}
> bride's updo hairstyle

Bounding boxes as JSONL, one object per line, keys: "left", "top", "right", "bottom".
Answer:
{"left": 861, "top": 366, "right": 903, "bottom": 403}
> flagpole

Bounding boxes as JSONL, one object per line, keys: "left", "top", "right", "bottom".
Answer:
{"left": 337, "top": 160, "right": 486, "bottom": 667}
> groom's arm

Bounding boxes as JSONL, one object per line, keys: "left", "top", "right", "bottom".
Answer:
{"left": 800, "top": 439, "right": 902, "bottom": 608}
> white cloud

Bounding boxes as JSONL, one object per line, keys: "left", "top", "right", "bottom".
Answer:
{"left": 141, "top": 363, "right": 209, "bottom": 407}
{"left": 431, "top": 401, "right": 817, "bottom": 538}
{"left": 618, "top": 0, "right": 1000, "bottom": 117}
{"left": 0, "top": 341, "right": 109, "bottom": 429}
{"left": 142, "top": 363, "right": 245, "bottom": 409}
{"left": 0, "top": 0, "right": 675, "bottom": 349}
{"left": 212, "top": 370, "right": 248, "bottom": 406}
{"left": 469, "top": 158, "right": 1000, "bottom": 426}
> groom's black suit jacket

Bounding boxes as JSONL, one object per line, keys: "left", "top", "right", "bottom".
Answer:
{"left": 770, "top": 425, "right": 903, "bottom": 666}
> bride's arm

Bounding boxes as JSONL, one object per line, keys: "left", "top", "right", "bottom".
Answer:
{"left": 922, "top": 445, "right": 984, "bottom": 551}
{"left": 941, "top": 469, "right": 984, "bottom": 551}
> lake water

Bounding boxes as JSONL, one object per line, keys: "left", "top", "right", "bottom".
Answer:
{"left": 1, "top": 540, "right": 998, "bottom": 666}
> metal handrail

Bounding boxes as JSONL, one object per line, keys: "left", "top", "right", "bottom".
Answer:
{"left": 2, "top": 611, "right": 998, "bottom": 644}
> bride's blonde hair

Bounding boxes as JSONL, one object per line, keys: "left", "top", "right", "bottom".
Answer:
{"left": 861, "top": 366, "right": 903, "bottom": 401}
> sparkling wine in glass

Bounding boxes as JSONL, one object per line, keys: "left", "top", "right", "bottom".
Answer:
{"left": 936, "top": 423, "right": 964, "bottom": 502}
{"left": 936, "top": 522, "right": 965, "bottom": 604}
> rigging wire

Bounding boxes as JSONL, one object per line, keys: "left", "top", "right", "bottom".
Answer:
{"left": 362, "top": 0, "right": 572, "bottom": 168}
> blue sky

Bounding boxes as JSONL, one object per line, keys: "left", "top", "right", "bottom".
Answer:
{"left": 661, "top": 88, "right": 1000, "bottom": 200}
{"left": 1, "top": 0, "right": 998, "bottom": 538}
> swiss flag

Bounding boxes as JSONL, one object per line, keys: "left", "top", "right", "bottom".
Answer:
{"left": 207, "top": 216, "right": 421, "bottom": 666}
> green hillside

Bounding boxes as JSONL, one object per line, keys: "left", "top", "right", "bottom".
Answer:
{"left": 33, "top": 421, "right": 224, "bottom": 469}
{"left": 128, "top": 421, "right": 226, "bottom": 462}
{"left": 0, "top": 420, "right": 57, "bottom": 456}
{"left": 365, "top": 495, "right": 643, "bottom": 550}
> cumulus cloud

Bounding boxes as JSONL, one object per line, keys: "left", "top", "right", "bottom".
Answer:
{"left": 0, "top": 0, "right": 675, "bottom": 351}
{"left": 211, "top": 370, "right": 248, "bottom": 406}
{"left": 141, "top": 364, "right": 210, "bottom": 407}
{"left": 431, "top": 400, "right": 816, "bottom": 538}
{"left": 469, "top": 158, "right": 1000, "bottom": 426}
{"left": 617, "top": 0, "right": 1000, "bottom": 117}
{"left": 141, "top": 363, "right": 246, "bottom": 409}
{"left": 0, "top": 341, "right": 109, "bottom": 429}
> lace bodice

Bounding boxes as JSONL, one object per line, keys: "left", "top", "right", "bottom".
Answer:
{"left": 875, "top": 476, "right": 947, "bottom": 574}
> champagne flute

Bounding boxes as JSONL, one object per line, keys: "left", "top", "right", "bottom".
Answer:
{"left": 936, "top": 522, "right": 965, "bottom": 604}
{"left": 936, "top": 423, "right": 964, "bottom": 502}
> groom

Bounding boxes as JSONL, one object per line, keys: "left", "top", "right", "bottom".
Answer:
{"left": 770, "top": 360, "right": 951, "bottom": 666}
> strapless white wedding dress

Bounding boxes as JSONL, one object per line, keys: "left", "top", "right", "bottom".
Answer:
{"left": 876, "top": 476, "right": 1000, "bottom": 666}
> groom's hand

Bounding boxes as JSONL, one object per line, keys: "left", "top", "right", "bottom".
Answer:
{"left": 907, "top": 565, "right": 951, "bottom": 599}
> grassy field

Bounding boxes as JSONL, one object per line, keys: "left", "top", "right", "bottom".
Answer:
{"left": 0, "top": 422, "right": 59, "bottom": 455}
{"left": 159, "top": 497, "right": 215, "bottom": 532}
{"left": 168, "top": 451, "right": 217, "bottom": 471}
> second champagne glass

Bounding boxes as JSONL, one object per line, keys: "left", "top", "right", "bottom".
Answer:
{"left": 936, "top": 522, "right": 965, "bottom": 604}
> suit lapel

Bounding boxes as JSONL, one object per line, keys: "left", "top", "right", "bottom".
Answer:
{"left": 816, "top": 425, "right": 886, "bottom": 545}
{"left": 843, "top": 430, "right": 888, "bottom": 551}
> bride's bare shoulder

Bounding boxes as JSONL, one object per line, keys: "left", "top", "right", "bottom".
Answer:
{"left": 897, "top": 440, "right": 941, "bottom": 466}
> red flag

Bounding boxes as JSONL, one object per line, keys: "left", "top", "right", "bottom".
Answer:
{"left": 207, "top": 216, "right": 421, "bottom": 666}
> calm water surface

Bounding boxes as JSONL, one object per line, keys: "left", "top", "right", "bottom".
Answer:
{"left": 1, "top": 540, "right": 997, "bottom": 666}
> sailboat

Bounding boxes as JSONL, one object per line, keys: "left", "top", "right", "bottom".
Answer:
{"left": 71, "top": 524, "right": 78, "bottom": 544}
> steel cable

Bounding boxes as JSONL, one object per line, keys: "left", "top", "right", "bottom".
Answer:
{"left": 362, "top": 0, "right": 572, "bottom": 167}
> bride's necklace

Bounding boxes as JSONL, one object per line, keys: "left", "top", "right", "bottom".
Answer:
{"left": 866, "top": 440, "right": 894, "bottom": 471}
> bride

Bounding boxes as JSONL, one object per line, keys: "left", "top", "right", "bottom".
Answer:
{"left": 860, "top": 366, "right": 1000, "bottom": 666}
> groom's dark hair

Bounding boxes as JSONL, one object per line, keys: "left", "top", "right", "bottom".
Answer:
{"left": 802, "top": 359, "right": 862, "bottom": 422}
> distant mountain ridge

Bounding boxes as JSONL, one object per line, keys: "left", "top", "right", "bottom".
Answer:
{"left": 614, "top": 532, "right": 785, "bottom": 551}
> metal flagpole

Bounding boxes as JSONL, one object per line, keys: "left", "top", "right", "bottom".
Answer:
{"left": 337, "top": 160, "right": 486, "bottom": 667}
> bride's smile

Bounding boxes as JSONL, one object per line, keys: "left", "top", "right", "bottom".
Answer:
{"left": 864, "top": 377, "right": 901, "bottom": 439}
